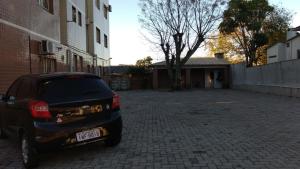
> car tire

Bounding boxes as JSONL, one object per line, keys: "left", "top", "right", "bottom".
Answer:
{"left": 21, "top": 132, "right": 39, "bottom": 169}
{"left": 0, "top": 127, "right": 7, "bottom": 139}
{"left": 105, "top": 133, "right": 122, "bottom": 147}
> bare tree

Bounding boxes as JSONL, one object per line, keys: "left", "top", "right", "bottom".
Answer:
{"left": 139, "top": 0, "right": 226, "bottom": 89}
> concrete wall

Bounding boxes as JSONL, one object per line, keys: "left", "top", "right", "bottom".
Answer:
{"left": 231, "top": 60, "right": 300, "bottom": 97}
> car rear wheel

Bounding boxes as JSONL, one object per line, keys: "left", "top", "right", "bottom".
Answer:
{"left": 0, "top": 127, "right": 7, "bottom": 139}
{"left": 105, "top": 133, "right": 122, "bottom": 147}
{"left": 21, "top": 132, "right": 38, "bottom": 169}
{"left": 104, "top": 118, "right": 122, "bottom": 147}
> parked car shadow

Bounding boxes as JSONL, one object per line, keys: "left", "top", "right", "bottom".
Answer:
{"left": 0, "top": 138, "right": 120, "bottom": 169}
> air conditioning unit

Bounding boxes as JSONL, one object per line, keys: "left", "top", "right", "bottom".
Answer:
{"left": 40, "top": 40, "right": 56, "bottom": 55}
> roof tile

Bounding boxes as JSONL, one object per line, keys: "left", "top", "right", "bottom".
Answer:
{"left": 152, "top": 57, "right": 230, "bottom": 66}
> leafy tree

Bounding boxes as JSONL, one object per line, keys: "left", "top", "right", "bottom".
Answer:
{"left": 263, "top": 5, "right": 293, "bottom": 46}
{"left": 219, "top": 0, "right": 274, "bottom": 67}
{"left": 207, "top": 32, "right": 244, "bottom": 64}
{"left": 136, "top": 56, "right": 153, "bottom": 68}
{"left": 127, "top": 67, "right": 148, "bottom": 75}
{"left": 255, "top": 45, "right": 268, "bottom": 65}
{"left": 218, "top": 3, "right": 292, "bottom": 65}
{"left": 128, "top": 56, "right": 153, "bottom": 75}
{"left": 254, "top": 6, "right": 292, "bottom": 65}
{"left": 139, "top": 0, "right": 225, "bottom": 89}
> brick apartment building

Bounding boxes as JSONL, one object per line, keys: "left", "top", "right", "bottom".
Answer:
{"left": 0, "top": 0, "right": 111, "bottom": 93}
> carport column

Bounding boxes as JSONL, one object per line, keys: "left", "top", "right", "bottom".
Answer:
{"left": 153, "top": 69, "right": 158, "bottom": 89}
{"left": 185, "top": 69, "right": 191, "bottom": 89}
{"left": 224, "top": 67, "right": 229, "bottom": 88}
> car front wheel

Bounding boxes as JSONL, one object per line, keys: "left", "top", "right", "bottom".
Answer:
{"left": 0, "top": 127, "right": 7, "bottom": 139}
{"left": 21, "top": 132, "right": 38, "bottom": 169}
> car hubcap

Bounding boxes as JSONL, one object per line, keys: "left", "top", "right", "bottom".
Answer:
{"left": 22, "top": 137, "right": 29, "bottom": 164}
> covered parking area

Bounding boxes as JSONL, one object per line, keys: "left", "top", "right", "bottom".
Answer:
{"left": 152, "top": 57, "right": 230, "bottom": 89}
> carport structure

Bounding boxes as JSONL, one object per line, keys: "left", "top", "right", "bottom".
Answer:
{"left": 152, "top": 57, "right": 230, "bottom": 89}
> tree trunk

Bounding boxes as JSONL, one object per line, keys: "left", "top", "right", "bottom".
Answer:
{"left": 167, "top": 66, "right": 175, "bottom": 90}
{"left": 247, "top": 51, "right": 256, "bottom": 67}
{"left": 173, "top": 64, "right": 182, "bottom": 90}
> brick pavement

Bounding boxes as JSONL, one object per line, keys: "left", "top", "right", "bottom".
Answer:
{"left": 1, "top": 90, "right": 300, "bottom": 169}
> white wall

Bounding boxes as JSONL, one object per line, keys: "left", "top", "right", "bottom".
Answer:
{"left": 231, "top": 61, "right": 300, "bottom": 97}
{"left": 231, "top": 60, "right": 300, "bottom": 87}
{"left": 86, "top": 0, "right": 110, "bottom": 66}
{"left": 278, "top": 43, "right": 287, "bottom": 61}
{"left": 287, "top": 36, "right": 300, "bottom": 60}
{"left": 267, "top": 44, "right": 280, "bottom": 63}
{"left": 267, "top": 43, "right": 286, "bottom": 64}
{"left": 267, "top": 37, "right": 300, "bottom": 64}
{"left": 66, "top": 0, "right": 87, "bottom": 51}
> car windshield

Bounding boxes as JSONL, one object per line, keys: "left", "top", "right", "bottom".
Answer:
{"left": 39, "top": 77, "right": 112, "bottom": 101}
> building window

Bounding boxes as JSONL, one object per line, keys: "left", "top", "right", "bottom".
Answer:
{"left": 72, "top": 6, "right": 76, "bottom": 23}
{"left": 96, "top": 0, "right": 100, "bottom": 10}
{"left": 104, "top": 5, "right": 108, "bottom": 19}
{"left": 37, "top": 0, "right": 53, "bottom": 13}
{"left": 41, "top": 57, "right": 56, "bottom": 73}
{"left": 78, "top": 11, "right": 82, "bottom": 26}
{"left": 96, "top": 27, "right": 101, "bottom": 44}
{"left": 298, "top": 50, "right": 300, "bottom": 59}
{"left": 104, "top": 34, "right": 108, "bottom": 48}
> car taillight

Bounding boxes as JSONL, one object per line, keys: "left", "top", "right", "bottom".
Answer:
{"left": 29, "top": 101, "right": 52, "bottom": 119}
{"left": 112, "top": 92, "right": 120, "bottom": 110}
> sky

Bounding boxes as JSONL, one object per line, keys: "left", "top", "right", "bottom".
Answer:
{"left": 109, "top": 0, "right": 300, "bottom": 65}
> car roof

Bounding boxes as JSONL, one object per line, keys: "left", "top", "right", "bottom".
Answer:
{"left": 19, "top": 72, "right": 100, "bottom": 80}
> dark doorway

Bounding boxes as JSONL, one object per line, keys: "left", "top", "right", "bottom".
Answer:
{"left": 191, "top": 69, "right": 205, "bottom": 88}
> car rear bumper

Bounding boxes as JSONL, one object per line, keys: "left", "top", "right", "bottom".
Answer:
{"left": 33, "top": 111, "right": 122, "bottom": 150}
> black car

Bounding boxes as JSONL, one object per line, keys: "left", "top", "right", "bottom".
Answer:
{"left": 0, "top": 73, "right": 122, "bottom": 168}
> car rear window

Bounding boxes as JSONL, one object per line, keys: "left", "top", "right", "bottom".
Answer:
{"left": 38, "top": 76, "right": 112, "bottom": 102}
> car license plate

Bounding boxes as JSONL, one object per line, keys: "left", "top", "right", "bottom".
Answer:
{"left": 76, "top": 129, "right": 101, "bottom": 142}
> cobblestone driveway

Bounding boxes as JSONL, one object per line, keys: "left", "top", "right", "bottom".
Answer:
{"left": 1, "top": 90, "right": 300, "bottom": 169}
